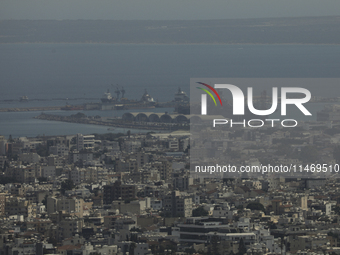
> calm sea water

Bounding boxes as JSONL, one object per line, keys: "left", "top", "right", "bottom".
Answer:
{"left": 0, "top": 108, "right": 173, "bottom": 138}
{"left": 1, "top": 44, "right": 340, "bottom": 137}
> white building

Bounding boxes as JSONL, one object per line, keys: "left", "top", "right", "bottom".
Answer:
{"left": 49, "top": 144, "right": 69, "bottom": 156}
{"left": 76, "top": 134, "right": 95, "bottom": 151}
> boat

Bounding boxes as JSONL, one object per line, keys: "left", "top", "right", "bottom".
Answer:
{"left": 19, "top": 96, "right": 29, "bottom": 102}
{"left": 101, "top": 89, "right": 115, "bottom": 103}
{"left": 101, "top": 86, "right": 157, "bottom": 110}
{"left": 174, "top": 87, "right": 189, "bottom": 102}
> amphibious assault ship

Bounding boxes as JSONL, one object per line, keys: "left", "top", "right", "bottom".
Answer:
{"left": 101, "top": 86, "right": 157, "bottom": 110}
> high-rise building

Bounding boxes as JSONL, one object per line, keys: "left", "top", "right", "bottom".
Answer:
{"left": 0, "top": 136, "right": 6, "bottom": 156}
{"left": 46, "top": 197, "right": 84, "bottom": 218}
{"left": 103, "top": 181, "right": 136, "bottom": 204}
{"left": 0, "top": 193, "right": 6, "bottom": 216}
{"left": 153, "top": 159, "right": 172, "bottom": 182}
{"left": 162, "top": 191, "right": 192, "bottom": 217}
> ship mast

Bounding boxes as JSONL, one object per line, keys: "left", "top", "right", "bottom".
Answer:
{"left": 112, "top": 84, "right": 120, "bottom": 100}
{"left": 121, "top": 86, "right": 125, "bottom": 99}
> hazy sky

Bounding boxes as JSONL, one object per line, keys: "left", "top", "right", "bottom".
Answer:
{"left": 1, "top": 0, "right": 340, "bottom": 20}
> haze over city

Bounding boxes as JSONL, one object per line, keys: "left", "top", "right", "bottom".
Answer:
{"left": 1, "top": 0, "right": 340, "bottom": 20}
{"left": 1, "top": 1, "right": 340, "bottom": 255}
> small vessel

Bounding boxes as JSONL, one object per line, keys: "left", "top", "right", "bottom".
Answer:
{"left": 101, "top": 89, "right": 115, "bottom": 103}
{"left": 141, "top": 89, "right": 155, "bottom": 104}
{"left": 19, "top": 96, "right": 29, "bottom": 102}
{"left": 174, "top": 87, "right": 189, "bottom": 102}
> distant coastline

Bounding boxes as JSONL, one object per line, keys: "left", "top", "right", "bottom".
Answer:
{"left": 2, "top": 42, "right": 340, "bottom": 45}
{"left": 1, "top": 16, "right": 340, "bottom": 44}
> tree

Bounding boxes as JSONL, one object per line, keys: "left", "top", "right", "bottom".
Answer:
{"left": 71, "top": 112, "right": 86, "bottom": 118}
{"left": 60, "top": 179, "right": 75, "bottom": 195}
{"left": 334, "top": 205, "right": 340, "bottom": 215}
{"left": 246, "top": 202, "right": 265, "bottom": 212}
{"left": 184, "top": 248, "right": 196, "bottom": 254}
{"left": 210, "top": 234, "right": 220, "bottom": 255}
{"left": 35, "top": 143, "right": 49, "bottom": 157}
{"left": 38, "top": 177, "right": 48, "bottom": 183}
{"left": 42, "top": 195, "right": 48, "bottom": 206}
{"left": 192, "top": 206, "right": 209, "bottom": 217}
{"left": 236, "top": 205, "right": 244, "bottom": 210}
{"left": 130, "top": 227, "right": 142, "bottom": 233}
{"left": 238, "top": 238, "right": 247, "bottom": 255}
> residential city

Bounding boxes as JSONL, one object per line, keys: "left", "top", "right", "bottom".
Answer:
{"left": 1, "top": 100, "right": 340, "bottom": 255}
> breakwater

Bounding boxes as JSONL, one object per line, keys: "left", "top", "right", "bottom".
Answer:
{"left": 0, "top": 106, "right": 62, "bottom": 112}
{"left": 34, "top": 113, "right": 189, "bottom": 131}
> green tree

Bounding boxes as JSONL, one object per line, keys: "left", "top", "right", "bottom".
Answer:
{"left": 35, "top": 143, "right": 49, "bottom": 157}
{"left": 60, "top": 179, "right": 75, "bottom": 195}
{"left": 42, "top": 195, "right": 48, "bottom": 206}
{"left": 72, "top": 112, "right": 86, "bottom": 118}
{"left": 210, "top": 234, "right": 220, "bottom": 255}
{"left": 236, "top": 205, "right": 243, "bottom": 210}
{"left": 268, "top": 222, "right": 277, "bottom": 229}
{"left": 334, "top": 205, "right": 340, "bottom": 215}
{"left": 38, "top": 177, "right": 48, "bottom": 183}
{"left": 246, "top": 202, "right": 265, "bottom": 212}
{"left": 184, "top": 248, "right": 196, "bottom": 254}
{"left": 192, "top": 206, "right": 209, "bottom": 217}
{"left": 238, "top": 238, "right": 247, "bottom": 255}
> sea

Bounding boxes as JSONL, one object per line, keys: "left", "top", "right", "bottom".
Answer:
{"left": 1, "top": 44, "right": 340, "bottom": 138}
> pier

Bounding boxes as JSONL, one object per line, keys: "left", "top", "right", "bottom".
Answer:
{"left": 34, "top": 113, "right": 190, "bottom": 131}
